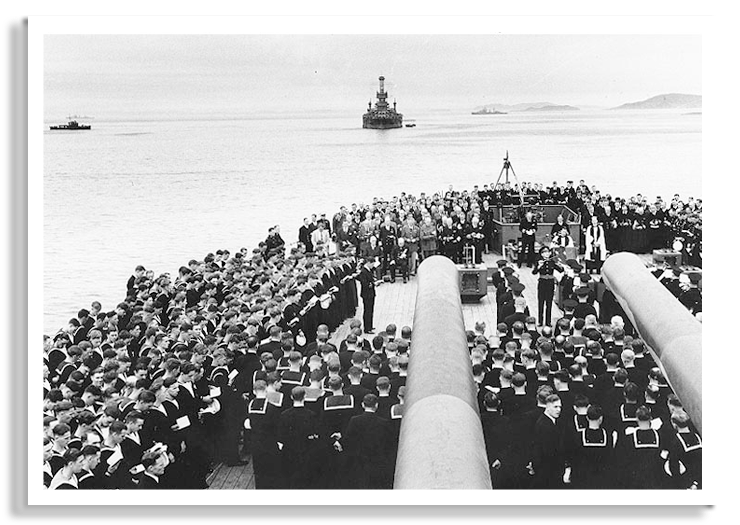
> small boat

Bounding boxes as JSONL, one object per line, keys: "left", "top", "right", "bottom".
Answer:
{"left": 405, "top": 123, "right": 416, "bottom": 128}
{"left": 49, "top": 120, "right": 91, "bottom": 131}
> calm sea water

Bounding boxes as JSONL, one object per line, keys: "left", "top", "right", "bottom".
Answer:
{"left": 43, "top": 109, "right": 701, "bottom": 333}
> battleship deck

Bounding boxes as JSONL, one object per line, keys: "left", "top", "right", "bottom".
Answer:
{"left": 207, "top": 252, "right": 655, "bottom": 490}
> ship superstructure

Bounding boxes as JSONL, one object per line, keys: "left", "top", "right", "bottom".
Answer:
{"left": 362, "top": 76, "right": 403, "bottom": 129}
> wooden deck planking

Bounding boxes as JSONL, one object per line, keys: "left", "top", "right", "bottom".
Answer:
{"left": 206, "top": 463, "right": 223, "bottom": 489}
{"left": 207, "top": 459, "right": 255, "bottom": 490}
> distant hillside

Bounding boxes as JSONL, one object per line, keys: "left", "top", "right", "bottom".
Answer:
{"left": 473, "top": 102, "right": 558, "bottom": 113}
{"left": 612, "top": 93, "right": 702, "bottom": 110}
{"left": 523, "top": 104, "right": 580, "bottom": 112}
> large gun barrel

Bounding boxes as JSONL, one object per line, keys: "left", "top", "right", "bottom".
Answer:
{"left": 601, "top": 253, "right": 702, "bottom": 432}
{"left": 393, "top": 256, "right": 492, "bottom": 489}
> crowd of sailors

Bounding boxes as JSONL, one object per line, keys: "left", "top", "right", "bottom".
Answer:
{"left": 43, "top": 243, "right": 368, "bottom": 489}
{"left": 42, "top": 178, "right": 702, "bottom": 490}
{"left": 297, "top": 179, "right": 702, "bottom": 285}
{"left": 477, "top": 257, "right": 701, "bottom": 489}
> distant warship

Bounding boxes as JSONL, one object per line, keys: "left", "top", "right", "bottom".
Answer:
{"left": 49, "top": 119, "right": 91, "bottom": 130}
{"left": 471, "top": 108, "right": 507, "bottom": 115}
{"left": 362, "top": 76, "right": 403, "bottom": 129}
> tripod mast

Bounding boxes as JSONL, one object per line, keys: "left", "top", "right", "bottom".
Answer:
{"left": 493, "top": 151, "right": 526, "bottom": 207}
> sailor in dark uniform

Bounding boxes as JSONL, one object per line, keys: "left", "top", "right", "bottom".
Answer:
{"left": 258, "top": 325, "right": 283, "bottom": 361}
{"left": 344, "top": 393, "right": 394, "bottom": 489}
{"left": 573, "top": 287, "right": 597, "bottom": 321}
{"left": 615, "top": 382, "right": 642, "bottom": 435}
{"left": 91, "top": 420, "right": 127, "bottom": 489}
{"left": 342, "top": 257, "right": 359, "bottom": 317}
{"left": 298, "top": 217, "right": 315, "bottom": 253}
{"left": 564, "top": 394, "right": 591, "bottom": 439}
{"left": 356, "top": 258, "right": 377, "bottom": 334}
{"left": 303, "top": 369, "right": 328, "bottom": 417}
{"left": 321, "top": 376, "right": 359, "bottom": 488}
{"left": 75, "top": 445, "right": 103, "bottom": 489}
{"left": 117, "top": 412, "right": 146, "bottom": 483}
{"left": 374, "top": 376, "right": 398, "bottom": 420}
{"left": 663, "top": 410, "right": 702, "bottom": 489}
{"left": 501, "top": 373, "right": 536, "bottom": 418}
{"left": 298, "top": 276, "right": 320, "bottom": 344}
{"left": 277, "top": 386, "right": 321, "bottom": 489}
{"left": 209, "top": 360, "right": 249, "bottom": 467}
{"left": 43, "top": 436, "right": 54, "bottom": 488}
{"left": 136, "top": 448, "right": 170, "bottom": 490}
{"left": 281, "top": 288, "right": 303, "bottom": 339}
{"left": 49, "top": 448, "right": 85, "bottom": 490}
{"left": 518, "top": 210, "right": 538, "bottom": 268}
{"left": 532, "top": 246, "right": 564, "bottom": 327}
{"left": 248, "top": 379, "right": 282, "bottom": 489}
{"left": 480, "top": 392, "right": 512, "bottom": 488}
{"left": 568, "top": 404, "right": 618, "bottom": 489}
{"left": 279, "top": 351, "right": 309, "bottom": 396}
{"left": 344, "top": 366, "right": 372, "bottom": 408}
{"left": 499, "top": 283, "right": 529, "bottom": 326}
{"left": 616, "top": 405, "right": 668, "bottom": 489}
{"left": 127, "top": 265, "right": 146, "bottom": 294}
{"left": 389, "top": 386, "right": 405, "bottom": 460}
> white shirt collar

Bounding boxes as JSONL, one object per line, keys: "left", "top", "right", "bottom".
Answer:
{"left": 145, "top": 471, "right": 159, "bottom": 483}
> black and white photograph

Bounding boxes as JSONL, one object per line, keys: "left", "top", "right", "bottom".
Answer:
{"left": 23, "top": 12, "right": 718, "bottom": 507}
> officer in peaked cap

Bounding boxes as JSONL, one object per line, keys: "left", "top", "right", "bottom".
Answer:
{"left": 577, "top": 272, "right": 596, "bottom": 303}
{"left": 492, "top": 260, "right": 509, "bottom": 288}
{"left": 511, "top": 282, "right": 526, "bottom": 295}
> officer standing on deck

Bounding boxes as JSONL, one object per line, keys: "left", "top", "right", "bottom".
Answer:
{"left": 518, "top": 209, "right": 538, "bottom": 268}
{"left": 379, "top": 215, "right": 398, "bottom": 280}
{"left": 530, "top": 393, "right": 568, "bottom": 489}
{"left": 532, "top": 246, "right": 564, "bottom": 327}
{"left": 356, "top": 258, "right": 377, "bottom": 334}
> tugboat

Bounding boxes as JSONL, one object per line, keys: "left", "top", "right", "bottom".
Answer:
{"left": 49, "top": 119, "right": 91, "bottom": 131}
{"left": 363, "top": 76, "right": 403, "bottom": 129}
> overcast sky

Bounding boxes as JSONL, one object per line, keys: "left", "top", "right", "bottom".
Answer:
{"left": 44, "top": 34, "right": 701, "bottom": 120}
